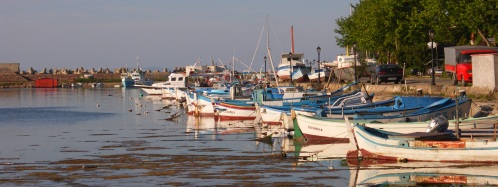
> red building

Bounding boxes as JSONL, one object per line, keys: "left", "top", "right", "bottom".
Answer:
{"left": 34, "top": 78, "right": 58, "bottom": 88}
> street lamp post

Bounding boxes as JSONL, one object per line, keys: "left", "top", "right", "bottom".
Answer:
{"left": 317, "top": 46, "right": 321, "bottom": 86}
{"left": 289, "top": 52, "right": 293, "bottom": 84}
{"left": 353, "top": 43, "right": 357, "bottom": 82}
{"left": 429, "top": 29, "right": 436, "bottom": 86}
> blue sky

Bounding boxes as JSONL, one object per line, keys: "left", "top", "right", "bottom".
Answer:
{"left": 1, "top": 0, "right": 356, "bottom": 72}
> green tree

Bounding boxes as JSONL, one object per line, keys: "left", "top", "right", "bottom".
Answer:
{"left": 335, "top": 0, "right": 498, "bottom": 70}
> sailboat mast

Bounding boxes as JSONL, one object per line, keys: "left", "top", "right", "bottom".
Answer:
{"left": 290, "top": 26, "right": 295, "bottom": 54}
{"left": 231, "top": 55, "right": 235, "bottom": 82}
{"left": 265, "top": 15, "right": 279, "bottom": 88}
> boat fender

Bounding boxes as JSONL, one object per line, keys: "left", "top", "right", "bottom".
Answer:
{"left": 397, "top": 157, "right": 408, "bottom": 163}
{"left": 398, "top": 140, "right": 409, "bottom": 147}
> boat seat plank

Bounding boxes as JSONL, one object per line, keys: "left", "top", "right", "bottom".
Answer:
{"left": 388, "top": 132, "right": 454, "bottom": 141}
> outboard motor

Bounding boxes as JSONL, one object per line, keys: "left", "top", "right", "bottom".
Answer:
{"left": 425, "top": 115, "right": 449, "bottom": 133}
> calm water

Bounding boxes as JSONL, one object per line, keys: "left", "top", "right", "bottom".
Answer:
{"left": 0, "top": 88, "right": 351, "bottom": 186}
{"left": 1, "top": 88, "right": 497, "bottom": 186}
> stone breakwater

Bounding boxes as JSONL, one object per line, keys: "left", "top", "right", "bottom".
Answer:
{"left": 19, "top": 67, "right": 169, "bottom": 75}
{"left": 0, "top": 71, "right": 169, "bottom": 88}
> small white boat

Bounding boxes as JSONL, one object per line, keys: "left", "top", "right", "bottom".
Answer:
{"left": 71, "top": 82, "right": 83, "bottom": 88}
{"left": 292, "top": 110, "right": 498, "bottom": 145}
{"left": 91, "top": 83, "right": 103, "bottom": 88}
{"left": 186, "top": 92, "right": 216, "bottom": 116}
{"left": 276, "top": 53, "right": 306, "bottom": 81}
{"left": 136, "top": 72, "right": 188, "bottom": 98}
{"left": 307, "top": 68, "right": 329, "bottom": 82}
{"left": 346, "top": 117, "right": 498, "bottom": 163}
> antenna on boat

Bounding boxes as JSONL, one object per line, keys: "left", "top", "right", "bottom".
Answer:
{"left": 136, "top": 56, "right": 140, "bottom": 70}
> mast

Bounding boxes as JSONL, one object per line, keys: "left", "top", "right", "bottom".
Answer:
{"left": 136, "top": 56, "right": 140, "bottom": 71}
{"left": 266, "top": 15, "right": 279, "bottom": 88}
{"left": 290, "top": 26, "right": 295, "bottom": 54}
{"left": 231, "top": 55, "right": 235, "bottom": 82}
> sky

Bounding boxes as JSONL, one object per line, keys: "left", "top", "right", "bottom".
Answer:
{"left": 1, "top": 0, "right": 357, "bottom": 72}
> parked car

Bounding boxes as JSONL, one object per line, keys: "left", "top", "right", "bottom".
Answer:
{"left": 370, "top": 64, "right": 403, "bottom": 84}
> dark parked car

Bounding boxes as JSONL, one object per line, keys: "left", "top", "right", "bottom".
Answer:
{"left": 370, "top": 64, "right": 403, "bottom": 84}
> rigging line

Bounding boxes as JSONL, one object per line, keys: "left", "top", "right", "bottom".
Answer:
{"left": 268, "top": 18, "right": 285, "bottom": 55}
{"left": 249, "top": 24, "right": 266, "bottom": 71}
{"left": 233, "top": 57, "right": 258, "bottom": 73}
{"left": 471, "top": 100, "right": 489, "bottom": 113}
{"left": 217, "top": 58, "right": 229, "bottom": 71}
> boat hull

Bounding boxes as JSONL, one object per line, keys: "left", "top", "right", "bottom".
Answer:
{"left": 350, "top": 122, "right": 498, "bottom": 163}
{"left": 333, "top": 67, "right": 355, "bottom": 81}
{"left": 122, "top": 78, "right": 135, "bottom": 88}
{"left": 294, "top": 112, "right": 498, "bottom": 145}
{"left": 307, "top": 70, "right": 329, "bottom": 82}
{"left": 215, "top": 102, "right": 257, "bottom": 120}
{"left": 186, "top": 94, "right": 216, "bottom": 116}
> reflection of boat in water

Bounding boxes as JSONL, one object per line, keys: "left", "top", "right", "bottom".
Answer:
{"left": 216, "top": 120, "right": 255, "bottom": 134}
{"left": 278, "top": 138, "right": 351, "bottom": 186}
{"left": 281, "top": 137, "right": 351, "bottom": 162}
{"left": 186, "top": 116, "right": 255, "bottom": 139}
{"left": 295, "top": 143, "right": 350, "bottom": 162}
{"left": 186, "top": 116, "right": 218, "bottom": 139}
{"left": 348, "top": 160, "right": 498, "bottom": 187}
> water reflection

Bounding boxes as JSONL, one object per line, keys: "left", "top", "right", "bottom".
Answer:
{"left": 348, "top": 159, "right": 498, "bottom": 186}
{"left": 186, "top": 116, "right": 256, "bottom": 139}
{"left": 0, "top": 107, "right": 115, "bottom": 126}
{"left": 284, "top": 139, "right": 351, "bottom": 162}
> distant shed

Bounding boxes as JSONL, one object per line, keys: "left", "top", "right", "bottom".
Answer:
{"left": 35, "top": 78, "right": 58, "bottom": 88}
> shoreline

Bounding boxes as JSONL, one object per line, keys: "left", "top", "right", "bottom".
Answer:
{"left": 0, "top": 72, "right": 169, "bottom": 88}
{"left": 1, "top": 72, "right": 497, "bottom": 101}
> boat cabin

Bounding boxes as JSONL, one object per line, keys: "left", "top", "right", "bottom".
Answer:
{"left": 166, "top": 73, "right": 188, "bottom": 87}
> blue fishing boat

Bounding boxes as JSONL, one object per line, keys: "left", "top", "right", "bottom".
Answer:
{"left": 353, "top": 96, "right": 472, "bottom": 123}
{"left": 323, "top": 95, "right": 446, "bottom": 118}
{"left": 121, "top": 75, "right": 135, "bottom": 88}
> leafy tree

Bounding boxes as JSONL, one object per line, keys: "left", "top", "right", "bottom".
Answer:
{"left": 335, "top": 0, "right": 498, "bottom": 70}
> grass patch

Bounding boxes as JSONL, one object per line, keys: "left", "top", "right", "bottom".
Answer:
{"left": 0, "top": 82, "right": 26, "bottom": 86}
